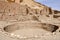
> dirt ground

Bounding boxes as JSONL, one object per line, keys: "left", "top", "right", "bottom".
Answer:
{"left": 0, "top": 21, "right": 60, "bottom": 40}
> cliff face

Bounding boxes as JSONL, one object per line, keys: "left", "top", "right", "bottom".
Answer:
{"left": 0, "top": 0, "right": 60, "bottom": 29}
{"left": 0, "top": 0, "right": 43, "bottom": 21}
{"left": 0, "top": 0, "right": 56, "bottom": 21}
{"left": 0, "top": 0, "right": 60, "bottom": 32}
{"left": 0, "top": 0, "right": 60, "bottom": 40}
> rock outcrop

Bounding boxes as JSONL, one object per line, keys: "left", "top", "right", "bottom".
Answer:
{"left": 0, "top": 0, "right": 60, "bottom": 40}
{"left": 0, "top": 0, "right": 59, "bottom": 32}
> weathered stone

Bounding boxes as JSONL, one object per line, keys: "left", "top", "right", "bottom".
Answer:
{"left": 0, "top": 0, "right": 60, "bottom": 40}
